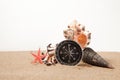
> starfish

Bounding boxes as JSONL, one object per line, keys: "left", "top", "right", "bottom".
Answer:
{"left": 31, "top": 48, "right": 47, "bottom": 64}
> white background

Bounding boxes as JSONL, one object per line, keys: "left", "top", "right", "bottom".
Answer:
{"left": 0, "top": 0, "right": 120, "bottom": 51}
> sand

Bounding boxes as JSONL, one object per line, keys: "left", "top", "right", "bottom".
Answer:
{"left": 0, "top": 51, "right": 120, "bottom": 80}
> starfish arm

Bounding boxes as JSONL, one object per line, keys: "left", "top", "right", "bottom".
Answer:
{"left": 38, "top": 59, "right": 43, "bottom": 64}
{"left": 33, "top": 58, "right": 38, "bottom": 63}
{"left": 38, "top": 48, "right": 41, "bottom": 56}
{"left": 31, "top": 53, "right": 38, "bottom": 58}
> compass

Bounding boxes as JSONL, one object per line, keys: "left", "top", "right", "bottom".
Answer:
{"left": 55, "top": 40, "right": 82, "bottom": 66}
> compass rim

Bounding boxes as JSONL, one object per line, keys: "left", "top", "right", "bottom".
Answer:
{"left": 55, "top": 40, "right": 83, "bottom": 66}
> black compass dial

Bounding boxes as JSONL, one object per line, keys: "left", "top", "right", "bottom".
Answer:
{"left": 55, "top": 40, "right": 82, "bottom": 66}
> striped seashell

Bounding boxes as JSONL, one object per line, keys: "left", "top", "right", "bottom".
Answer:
{"left": 63, "top": 20, "right": 91, "bottom": 49}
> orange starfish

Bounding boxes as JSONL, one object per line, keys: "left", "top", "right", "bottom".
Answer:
{"left": 31, "top": 48, "right": 46, "bottom": 64}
